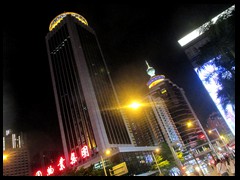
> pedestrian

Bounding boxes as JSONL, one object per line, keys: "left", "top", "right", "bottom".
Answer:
{"left": 225, "top": 156, "right": 235, "bottom": 176}
{"left": 216, "top": 158, "right": 229, "bottom": 176}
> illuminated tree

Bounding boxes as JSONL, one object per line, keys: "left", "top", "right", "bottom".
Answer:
{"left": 151, "top": 142, "right": 182, "bottom": 175}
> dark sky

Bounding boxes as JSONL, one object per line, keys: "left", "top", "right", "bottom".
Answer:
{"left": 3, "top": 1, "right": 233, "bottom": 156}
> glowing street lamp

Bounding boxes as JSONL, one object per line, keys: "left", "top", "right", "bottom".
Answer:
{"left": 151, "top": 148, "right": 162, "bottom": 175}
{"left": 100, "top": 149, "right": 111, "bottom": 176}
{"left": 129, "top": 102, "right": 141, "bottom": 109}
{"left": 3, "top": 154, "right": 8, "bottom": 161}
{"left": 187, "top": 121, "right": 192, "bottom": 128}
{"left": 105, "top": 149, "right": 111, "bottom": 155}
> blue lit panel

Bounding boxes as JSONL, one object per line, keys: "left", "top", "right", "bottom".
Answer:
{"left": 195, "top": 59, "right": 235, "bottom": 135}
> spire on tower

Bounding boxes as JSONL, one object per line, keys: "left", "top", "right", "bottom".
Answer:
{"left": 145, "top": 60, "right": 155, "bottom": 77}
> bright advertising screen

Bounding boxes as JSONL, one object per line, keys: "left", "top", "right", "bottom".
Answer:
{"left": 195, "top": 59, "right": 235, "bottom": 135}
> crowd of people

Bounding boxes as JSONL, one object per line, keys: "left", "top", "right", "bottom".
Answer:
{"left": 215, "top": 155, "right": 235, "bottom": 176}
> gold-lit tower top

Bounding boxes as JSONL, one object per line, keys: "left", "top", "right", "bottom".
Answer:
{"left": 49, "top": 12, "right": 88, "bottom": 31}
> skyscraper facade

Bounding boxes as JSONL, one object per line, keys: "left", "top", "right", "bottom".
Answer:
{"left": 45, "top": 12, "right": 157, "bottom": 175}
{"left": 142, "top": 62, "right": 222, "bottom": 173}
{"left": 177, "top": 5, "right": 235, "bottom": 136}
{"left": 45, "top": 12, "right": 133, "bottom": 165}
{"left": 145, "top": 62, "right": 204, "bottom": 149}
{"left": 124, "top": 105, "right": 158, "bottom": 146}
{"left": 3, "top": 130, "right": 31, "bottom": 176}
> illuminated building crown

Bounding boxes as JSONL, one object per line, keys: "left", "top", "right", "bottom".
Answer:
{"left": 145, "top": 61, "right": 165, "bottom": 89}
{"left": 49, "top": 12, "right": 88, "bottom": 31}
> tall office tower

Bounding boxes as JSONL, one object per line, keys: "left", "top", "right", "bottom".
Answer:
{"left": 145, "top": 61, "right": 205, "bottom": 149}
{"left": 45, "top": 12, "right": 157, "bottom": 175}
{"left": 3, "top": 130, "right": 31, "bottom": 176}
{"left": 177, "top": 5, "right": 235, "bottom": 136}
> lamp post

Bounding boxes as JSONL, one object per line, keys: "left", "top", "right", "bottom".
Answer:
{"left": 151, "top": 149, "right": 162, "bottom": 175}
{"left": 209, "top": 128, "right": 231, "bottom": 156}
{"left": 100, "top": 155, "right": 108, "bottom": 176}
{"left": 100, "top": 149, "right": 111, "bottom": 176}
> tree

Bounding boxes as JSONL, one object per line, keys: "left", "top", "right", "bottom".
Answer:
{"left": 151, "top": 142, "right": 183, "bottom": 176}
{"left": 197, "top": 7, "right": 235, "bottom": 111}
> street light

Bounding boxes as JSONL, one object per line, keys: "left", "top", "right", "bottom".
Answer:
{"left": 100, "top": 149, "right": 111, "bottom": 176}
{"left": 208, "top": 128, "right": 231, "bottom": 156}
{"left": 187, "top": 121, "right": 192, "bottom": 128}
{"left": 128, "top": 102, "right": 141, "bottom": 109}
{"left": 3, "top": 154, "right": 8, "bottom": 161}
{"left": 100, "top": 155, "right": 108, "bottom": 176}
{"left": 151, "top": 148, "right": 162, "bottom": 175}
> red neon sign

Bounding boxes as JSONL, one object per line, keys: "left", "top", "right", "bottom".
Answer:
{"left": 70, "top": 152, "right": 78, "bottom": 165}
{"left": 81, "top": 145, "right": 89, "bottom": 158}
{"left": 47, "top": 165, "right": 54, "bottom": 176}
{"left": 35, "top": 170, "right": 42, "bottom": 176}
{"left": 57, "top": 157, "right": 65, "bottom": 171}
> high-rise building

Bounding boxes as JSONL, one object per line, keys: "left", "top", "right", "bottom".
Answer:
{"left": 145, "top": 62, "right": 205, "bottom": 149}
{"left": 124, "top": 104, "right": 158, "bottom": 146}
{"left": 177, "top": 5, "right": 235, "bottom": 136}
{"left": 45, "top": 12, "right": 158, "bottom": 175}
{"left": 3, "top": 130, "right": 31, "bottom": 176}
{"left": 143, "top": 62, "right": 221, "bottom": 173}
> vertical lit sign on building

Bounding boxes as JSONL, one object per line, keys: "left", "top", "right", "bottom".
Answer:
{"left": 195, "top": 59, "right": 235, "bottom": 135}
{"left": 70, "top": 152, "right": 78, "bottom": 165}
{"left": 35, "top": 170, "right": 43, "bottom": 176}
{"left": 57, "top": 157, "right": 66, "bottom": 171}
{"left": 81, "top": 145, "right": 90, "bottom": 158}
{"left": 47, "top": 165, "right": 54, "bottom": 176}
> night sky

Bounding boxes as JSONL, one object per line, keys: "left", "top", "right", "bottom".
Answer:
{"left": 3, "top": 1, "right": 233, "bottom": 157}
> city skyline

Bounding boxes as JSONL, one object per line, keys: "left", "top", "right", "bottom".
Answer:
{"left": 3, "top": 2, "right": 233, "bottom": 158}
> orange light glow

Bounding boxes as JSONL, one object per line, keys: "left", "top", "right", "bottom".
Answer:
{"left": 3, "top": 154, "right": 7, "bottom": 161}
{"left": 155, "top": 148, "right": 160, "bottom": 153}
{"left": 105, "top": 149, "right": 111, "bottom": 155}
{"left": 129, "top": 102, "right": 141, "bottom": 109}
{"left": 187, "top": 122, "right": 192, "bottom": 128}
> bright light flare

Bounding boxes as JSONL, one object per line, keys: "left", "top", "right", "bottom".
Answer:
{"left": 105, "top": 149, "right": 111, "bottom": 155}
{"left": 155, "top": 148, "right": 160, "bottom": 153}
{"left": 3, "top": 154, "right": 7, "bottom": 161}
{"left": 129, "top": 102, "right": 141, "bottom": 109}
{"left": 187, "top": 122, "right": 192, "bottom": 128}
